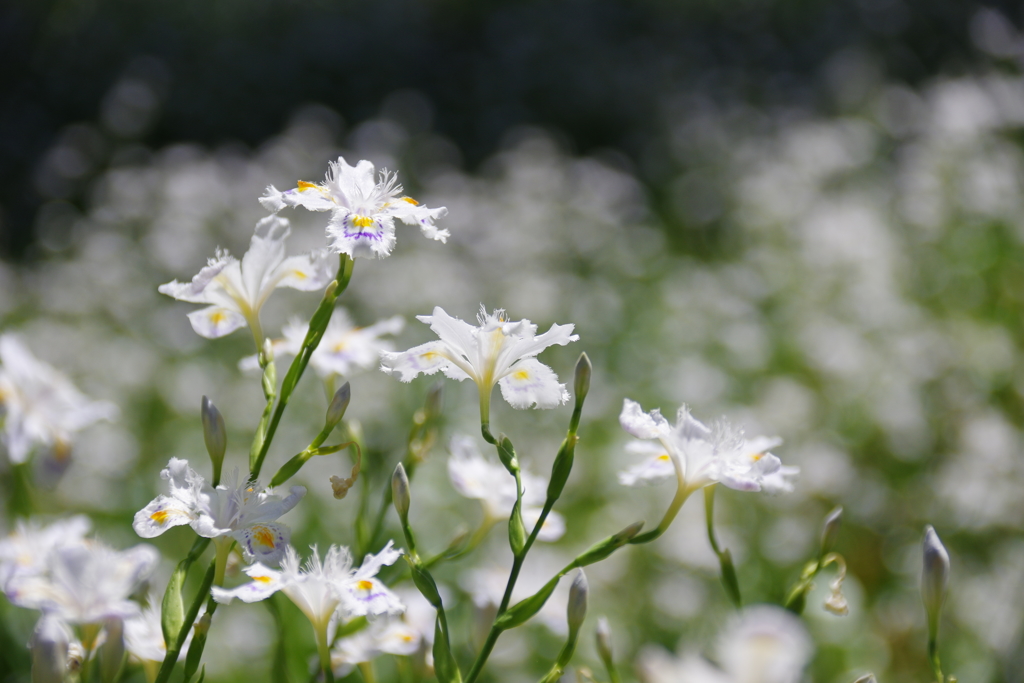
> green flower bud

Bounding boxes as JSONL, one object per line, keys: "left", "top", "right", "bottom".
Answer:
{"left": 546, "top": 435, "right": 577, "bottom": 503}
{"left": 508, "top": 500, "right": 526, "bottom": 555}
{"left": 325, "top": 382, "right": 351, "bottom": 430}
{"left": 201, "top": 397, "right": 226, "bottom": 484}
{"left": 496, "top": 434, "right": 519, "bottom": 474}
{"left": 595, "top": 616, "right": 614, "bottom": 667}
{"left": 392, "top": 463, "right": 411, "bottom": 523}
{"left": 566, "top": 569, "right": 588, "bottom": 635}
{"left": 820, "top": 505, "right": 843, "bottom": 557}
{"left": 574, "top": 353, "right": 592, "bottom": 405}
{"left": 922, "top": 525, "right": 950, "bottom": 638}
{"left": 574, "top": 521, "right": 644, "bottom": 567}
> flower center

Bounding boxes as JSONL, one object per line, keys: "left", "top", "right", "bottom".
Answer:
{"left": 356, "top": 580, "right": 374, "bottom": 591}
{"left": 351, "top": 215, "right": 374, "bottom": 228}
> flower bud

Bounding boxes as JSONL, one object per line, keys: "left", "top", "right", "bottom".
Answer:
{"left": 595, "top": 616, "right": 614, "bottom": 667}
{"left": 574, "top": 521, "right": 644, "bottom": 567}
{"left": 31, "top": 614, "right": 71, "bottom": 683}
{"left": 392, "top": 463, "right": 411, "bottom": 523}
{"left": 325, "top": 382, "right": 351, "bottom": 431}
{"left": 922, "top": 525, "right": 950, "bottom": 637}
{"left": 852, "top": 675, "right": 878, "bottom": 683}
{"left": 201, "top": 397, "right": 226, "bottom": 483}
{"left": 820, "top": 506, "right": 843, "bottom": 557}
{"left": 496, "top": 435, "right": 519, "bottom": 474}
{"left": 567, "top": 569, "right": 589, "bottom": 635}
{"left": 574, "top": 353, "right": 592, "bottom": 405}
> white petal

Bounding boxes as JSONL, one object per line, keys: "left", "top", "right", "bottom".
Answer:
{"left": 327, "top": 212, "right": 396, "bottom": 259}
{"left": 342, "top": 578, "right": 405, "bottom": 617}
{"left": 497, "top": 358, "right": 568, "bottom": 409}
{"left": 275, "top": 251, "right": 335, "bottom": 292}
{"left": 233, "top": 523, "right": 292, "bottom": 565}
{"left": 186, "top": 306, "right": 247, "bottom": 339}
{"left": 132, "top": 496, "right": 195, "bottom": 538}
{"left": 278, "top": 183, "right": 336, "bottom": 212}
{"left": 619, "top": 399, "right": 670, "bottom": 440}
{"left": 241, "top": 216, "right": 290, "bottom": 304}
{"left": 380, "top": 342, "right": 460, "bottom": 382}
{"left": 259, "top": 186, "right": 286, "bottom": 212}
{"left": 618, "top": 455, "right": 676, "bottom": 487}
{"left": 352, "top": 540, "right": 402, "bottom": 581}
{"left": 158, "top": 255, "right": 231, "bottom": 304}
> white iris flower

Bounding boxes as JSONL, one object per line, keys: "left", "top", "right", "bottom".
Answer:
{"left": 0, "top": 335, "right": 118, "bottom": 466}
{"left": 132, "top": 458, "right": 305, "bottom": 566}
{"left": 260, "top": 157, "right": 448, "bottom": 259}
{"left": 0, "top": 515, "right": 92, "bottom": 592}
{"left": 240, "top": 310, "right": 404, "bottom": 380}
{"left": 158, "top": 215, "right": 334, "bottom": 347}
{"left": 329, "top": 617, "right": 421, "bottom": 678}
{"left": 211, "top": 543, "right": 405, "bottom": 660}
{"left": 618, "top": 399, "right": 795, "bottom": 495}
{"left": 447, "top": 435, "right": 565, "bottom": 542}
{"left": 381, "top": 306, "right": 578, "bottom": 424}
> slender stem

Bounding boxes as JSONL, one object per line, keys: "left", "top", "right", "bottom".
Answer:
{"left": 252, "top": 255, "right": 354, "bottom": 479}
{"left": 357, "top": 662, "right": 374, "bottom": 683}
{"left": 704, "top": 485, "right": 722, "bottom": 554}
{"left": 315, "top": 621, "right": 336, "bottom": 683}
{"left": 629, "top": 484, "right": 692, "bottom": 545}
{"left": 928, "top": 637, "right": 944, "bottom": 683}
{"left": 212, "top": 539, "right": 233, "bottom": 587}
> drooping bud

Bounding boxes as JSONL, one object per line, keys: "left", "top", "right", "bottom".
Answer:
{"left": 99, "top": 617, "right": 125, "bottom": 683}
{"left": 31, "top": 614, "right": 71, "bottom": 683}
{"left": 574, "top": 353, "right": 592, "bottom": 405}
{"left": 325, "top": 382, "right": 351, "bottom": 431}
{"left": 496, "top": 435, "right": 519, "bottom": 474}
{"left": 922, "top": 525, "right": 950, "bottom": 638}
{"left": 567, "top": 569, "right": 589, "bottom": 635}
{"left": 201, "top": 397, "right": 226, "bottom": 485}
{"left": 392, "top": 463, "right": 411, "bottom": 523}
{"left": 820, "top": 506, "right": 843, "bottom": 557}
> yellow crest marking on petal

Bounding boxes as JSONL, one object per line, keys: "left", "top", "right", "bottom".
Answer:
{"left": 150, "top": 510, "right": 174, "bottom": 525}
{"left": 751, "top": 452, "right": 764, "bottom": 461}
{"left": 252, "top": 526, "right": 276, "bottom": 548}
{"left": 421, "top": 351, "right": 439, "bottom": 361}
{"left": 253, "top": 575, "right": 274, "bottom": 583}
{"left": 209, "top": 311, "right": 227, "bottom": 325}
{"left": 297, "top": 180, "right": 319, "bottom": 192}
{"left": 351, "top": 215, "right": 374, "bottom": 228}
{"left": 401, "top": 634, "right": 414, "bottom": 642}
{"left": 356, "top": 580, "right": 374, "bottom": 591}
{"left": 291, "top": 270, "right": 307, "bottom": 279}
{"left": 657, "top": 454, "right": 671, "bottom": 462}
{"left": 402, "top": 197, "right": 419, "bottom": 205}
{"left": 513, "top": 369, "right": 531, "bottom": 380}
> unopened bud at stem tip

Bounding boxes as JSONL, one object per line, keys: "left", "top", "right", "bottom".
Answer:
{"left": 201, "top": 396, "right": 226, "bottom": 471}
{"left": 574, "top": 353, "right": 592, "bottom": 403}
{"left": 326, "top": 382, "right": 351, "bottom": 429}
{"left": 392, "top": 463, "right": 411, "bottom": 522}
{"left": 595, "top": 616, "right": 613, "bottom": 663}
{"left": 567, "top": 569, "right": 589, "bottom": 633}
{"left": 922, "top": 525, "right": 950, "bottom": 634}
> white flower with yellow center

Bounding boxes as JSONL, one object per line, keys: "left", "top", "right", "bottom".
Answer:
{"left": 132, "top": 458, "right": 305, "bottom": 566}
{"left": 0, "top": 335, "right": 118, "bottom": 466}
{"left": 158, "top": 215, "right": 334, "bottom": 346}
{"left": 212, "top": 543, "right": 404, "bottom": 668}
{"left": 381, "top": 306, "right": 578, "bottom": 423}
{"left": 618, "top": 399, "right": 792, "bottom": 495}
{"left": 240, "top": 311, "right": 404, "bottom": 380}
{"left": 260, "top": 157, "right": 448, "bottom": 259}
{"left": 447, "top": 435, "right": 565, "bottom": 542}
{"left": 329, "top": 617, "right": 421, "bottom": 678}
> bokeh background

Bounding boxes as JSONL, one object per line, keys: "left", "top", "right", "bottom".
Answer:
{"left": 3, "top": 0, "right": 1024, "bottom": 682}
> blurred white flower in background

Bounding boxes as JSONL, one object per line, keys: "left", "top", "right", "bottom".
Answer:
{"left": 0, "top": 335, "right": 118, "bottom": 467}
{"left": 447, "top": 435, "right": 565, "bottom": 542}
{"left": 240, "top": 310, "right": 404, "bottom": 380}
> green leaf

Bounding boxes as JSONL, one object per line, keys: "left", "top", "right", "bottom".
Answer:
{"left": 432, "top": 616, "right": 462, "bottom": 683}
{"left": 508, "top": 500, "right": 526, "bottom": 555}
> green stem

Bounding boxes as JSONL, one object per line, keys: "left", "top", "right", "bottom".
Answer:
{"left": 154, "top": 561, "right": 216, "bottom": 683}
{"left": 928, "top": 637, "right": 944, "bottom": 683}
{"left": 629, "top": 484, "right": 692, "bottom": 545}
{"left": 315, "top": 621, "right": 336, "bottom": 683}
{"left": 251, "top": 255, "right": 354, "bottom": 479}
